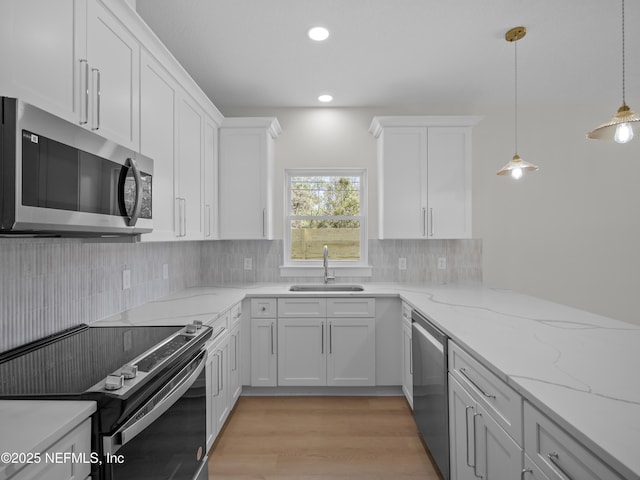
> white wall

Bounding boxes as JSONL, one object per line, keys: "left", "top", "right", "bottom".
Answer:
{"left": 474, "top": 103, "right": 640, "bottom": 325}
{"left": 226, "top": 104, "right": 640, "bottom": 325}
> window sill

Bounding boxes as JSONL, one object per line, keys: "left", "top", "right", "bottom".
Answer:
{"left": 279, "top": 265, "right": 373, "bottom": 278}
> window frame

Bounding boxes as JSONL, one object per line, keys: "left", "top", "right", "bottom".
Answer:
{"left": 283, "top": 168, "right": 368, "bottom": 268}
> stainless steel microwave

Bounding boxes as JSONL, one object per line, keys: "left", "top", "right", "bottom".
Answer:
{"left": 0, "top": 97, "right": 153, "bottom": 236}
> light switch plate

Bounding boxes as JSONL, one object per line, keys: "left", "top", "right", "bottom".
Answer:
{"left": 244, "top": 258, "right": 253, "bottom": 270}
{"left": 398, "top": 257, "right": 407, "bottom": 270}
{"left": 437, "top": 257, "right": 447, "bottom": 270}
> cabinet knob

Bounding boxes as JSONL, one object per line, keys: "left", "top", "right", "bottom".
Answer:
{"left": 261, "top": 306, "right": 267, "bottom": 311}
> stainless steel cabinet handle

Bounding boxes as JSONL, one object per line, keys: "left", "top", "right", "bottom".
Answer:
{"left": 329, "top": 322, "right": 333, "bottom": 354}
{"left": 548, "top": 452, "right": 573, "bottom": 479}
{"left": 473, "top": 412, "right": 483, "bottom": 478}
{"left": 219, "top": 350, "right": 223, "bottom": 392}
{"left": 79, "top": 59, "right": 89, "bottom": 125}
{"left": 521, "top": 468, "right": 533, "bottom": 479}
{"left": 429, "top": 208, "right": 434, "bottom": 236}
{"left": 213, "top": 352, "right": 221, "bottom": 396}
{"left": 321, "top": 323, "right": 324, "bottom": 354}
{"left": 459, "top": 367, "right": 496, "bottom": 399}
{"left": 270, "top": 322, "right": 275, "bottom": 355}
{"left": 409, "top": 340, "right": 413, "bottom": 375}
{"left": 465, "top": 405, "right": 475, "bottom": 468}
{"left": 181, "top": 198, "right": 187, "bottom": 236}
{"left": 205, "top": 204, "right": 211, "bottom": 237}
{"left": 262, "top": 208, "right": 266, "bottom": 237}
{"left": 91, "top": 68, "right": 100, "bottom": 130}
{"left": 422, "top": 207, "right": 427, "bottom": 236}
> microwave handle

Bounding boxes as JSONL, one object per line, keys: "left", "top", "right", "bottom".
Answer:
{"left": 123, "top": 158, "right": 143, "bottom": 227}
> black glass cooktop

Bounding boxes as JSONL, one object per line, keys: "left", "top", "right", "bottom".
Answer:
{"left": 0, "top": 325, "right": 183, "bottom": 396}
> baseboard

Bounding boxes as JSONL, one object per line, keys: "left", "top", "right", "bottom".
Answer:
{"left": 240, "top": 385, "right": 403, "bottom": 396}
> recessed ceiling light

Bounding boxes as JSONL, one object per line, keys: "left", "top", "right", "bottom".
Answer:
{"left": 308, "top": 26, "right": 330, "bottom": 41}
{"left": 318, "top": 94, "right": 333, "bottom": 103}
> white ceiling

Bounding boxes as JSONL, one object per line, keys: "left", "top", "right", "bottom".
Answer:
{"left": 135, "top": 0, "right": 640, "bottom": 113}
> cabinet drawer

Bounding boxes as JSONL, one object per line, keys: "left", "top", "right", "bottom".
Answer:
{"left": 448, "top": 341, "right": 522, "bottom": 445}
{"left": 327, "top": 298, "right": 375, "bottom": 317}
{"left": 230, "top": 302, "right": 242, "bottom": 326}
{"left": 524, "top": 454, "right": 552, "bottom": 480}
{"left": 278, "top": 298, "right": 326, "bottom": 317}
{"left": 524, "top": 402, "right": 624, "bottom": 480}
{"left": 251, "top": 298, "right": 277, "bottom": 318}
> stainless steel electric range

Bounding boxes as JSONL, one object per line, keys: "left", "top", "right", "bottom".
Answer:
{"left": 0, "top": 322, "right": 214, "bottom": 480}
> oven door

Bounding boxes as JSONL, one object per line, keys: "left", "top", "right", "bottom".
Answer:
{"left": 103, "top": 350, "right": 208, "bottom": 480}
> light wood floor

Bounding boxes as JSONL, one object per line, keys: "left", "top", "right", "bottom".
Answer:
{"left": 208, "top": 396, "right": 441, "bottom": 480}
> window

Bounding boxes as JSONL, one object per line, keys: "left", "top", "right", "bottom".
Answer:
{"left": 284, "top": 169, "right": 367, "bottom": 267}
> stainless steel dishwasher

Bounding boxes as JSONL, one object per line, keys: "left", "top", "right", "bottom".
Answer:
{"left": 412, "top": 309, "right": 449, "bottom": 480}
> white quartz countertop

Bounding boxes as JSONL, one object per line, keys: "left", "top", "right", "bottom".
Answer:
{"left": 0, "top": 400, "right": 96, "bottom": 480}
{"left": 90, "top": 282, "right": 640, "bottom": 479}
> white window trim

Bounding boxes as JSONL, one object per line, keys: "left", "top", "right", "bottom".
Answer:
{"left": 281, "top": 168, "right": 371, "bottom": 278}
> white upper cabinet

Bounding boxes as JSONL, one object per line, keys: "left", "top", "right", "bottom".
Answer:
{"left": 139, "top": 48, "right": 176, "bottom": 241}
{"left": 2, "top": 0, "right": 80, "bottom": 123}
{"left": 369, "top": 116, "right": 481, "bottom": 239}
{"left": 176, "top": 93, "right": 205, "bottom": 240}
{"left": 84, "top": 0, "right": 140, "bottom": 150}
{"left": 203, "top": 116, "right": 219, "bottom": 239}
{"left": 219, "top": 117, "right": 281, "bottom": 240}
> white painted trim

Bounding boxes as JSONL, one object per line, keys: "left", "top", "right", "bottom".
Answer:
{"left": 369, "top": 115, "right": 483, "bottom": 138}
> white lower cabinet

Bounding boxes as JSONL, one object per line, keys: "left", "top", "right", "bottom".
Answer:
{"left": 11, "top": 419, "right": 91, "bottom": 480}
{"left": 228, "top": 322, "right": 242, "bottom": 403}
{"left": 277, "top": 298, "right": 375, "bottom": 387}
{"left": 401, "top": 302, "right": 413, "bottom": 408}
{"left": 449, "top": 374, "right": 522, "bottom": 480}
{"left": 250, "top": 319, "right": 278, "bottom": 387}
{"left": 205, "top": 330, "right": 229, "bottom": 452}
{"left": 523, "top": 401, "right": 624, "bottom": 480}
{"left": 523, "top": 454, "right": 551, "bottom": 480}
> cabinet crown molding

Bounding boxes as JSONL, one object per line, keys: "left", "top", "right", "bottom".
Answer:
{"left": 368, "top": 115, "right": 483, "bottom": 138}
{"left": 221, "top": 117, "right": 282, "bottom": 138}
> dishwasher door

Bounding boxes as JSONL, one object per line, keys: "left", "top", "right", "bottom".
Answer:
{"left": 412, "top": 310, "right": 449, "bottom": 480}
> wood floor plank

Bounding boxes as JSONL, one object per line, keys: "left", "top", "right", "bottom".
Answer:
{"left": 208, "top": 396, "right": 441, "bottom": 480}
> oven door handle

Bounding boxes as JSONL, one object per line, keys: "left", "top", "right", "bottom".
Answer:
{"left": 103, "top": 350, "right": 207, "bottom": 455}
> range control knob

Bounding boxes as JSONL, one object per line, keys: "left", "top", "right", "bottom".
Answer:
{"left": 193, "top": 320, "right": 203, "bottom": 330}
{"left": 121, "top": 364, "right": 138, "bottom": 380}
{"left": 185, "top": 324, "right": 197, "bottom": 334}
{"left": 105, "top": 374, "right": 124, "bottom": 391}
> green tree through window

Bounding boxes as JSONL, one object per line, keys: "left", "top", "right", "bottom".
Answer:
{"left": 287, "top": 173, "right": 365, "bottom": 261}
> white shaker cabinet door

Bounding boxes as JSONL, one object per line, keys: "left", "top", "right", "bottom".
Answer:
{"left": 251, "top": 319, "right": 277, "bottom": 387}
{"left": 86, "top": 0, "right": 140, "bottom": 150}
{"left": 176, "top": 94, "right": 204, "bottom": 240}
{"left": 427, "top": 127, "right": 472, "bottom": 239}
{"left": 378, "top": 127, "right": 427, "bottom": 239}
{"left": 327, "top": 317, "right": 375, "bottom": 386}
{"left": 277, "top": 318, "right": 326, "bottom": 386}
{"left": 4, "top": 0, "right": 79, "bottom": 124}
{"left": 139, "top": 49, "right": 177, "bottom": 241}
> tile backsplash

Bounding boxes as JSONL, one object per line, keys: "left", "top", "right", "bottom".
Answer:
{"left": 0, "top": 238, "right": 202, "bottom": 353}
{"left": 1, "top": 237, "right": 481, "bottom": 353}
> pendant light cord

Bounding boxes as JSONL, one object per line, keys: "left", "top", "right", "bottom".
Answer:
{"left": 514, "top": 38, "right": 519, "bottom": 154}
{"left": 621, "top": 0, "right": 626, "bottom": 106}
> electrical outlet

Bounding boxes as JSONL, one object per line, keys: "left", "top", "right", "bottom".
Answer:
{"left": 437, "top": 257, "right": 447, "bottom": 270}
{"left": 162, "top": 263, "right": 169, "bottom": 280}
{"left": 398, "top": 257, "right": 407, "bottom": 270}
{"left": 244, "top": 258, "right": 253, "bottom": 270}
{"left": 122, "top": 269, "right": 131, "bottom": 290}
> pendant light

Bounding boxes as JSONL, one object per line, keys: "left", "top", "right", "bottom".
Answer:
{"left": 497, "top": 26, "right": 539, "bottom": 179}
{"left": 587, "top": 0, "right": 640, "bottom": 143}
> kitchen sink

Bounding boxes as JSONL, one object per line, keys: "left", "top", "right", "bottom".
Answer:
{"left": 288, "top": 284, "right": 365, "bottom": 292}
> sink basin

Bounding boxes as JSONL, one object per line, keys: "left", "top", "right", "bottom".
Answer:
{"left": 288, "top": 284, "right": 365, "bottom": 292}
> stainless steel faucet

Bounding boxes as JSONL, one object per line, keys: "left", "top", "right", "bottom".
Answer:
{"left": 323, "top": 245, "right": 335, "bottom": 284}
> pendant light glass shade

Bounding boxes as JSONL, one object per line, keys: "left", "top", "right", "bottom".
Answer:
{"left": 497, "top": 26, "right": 539, "bottom": 179}
{"left": 587, "top": 0, "right": 638, "bottom": 143}
{"left": 587, "top": 104, "right": 640, "bottom": 143}
{"left": 497, "top": 154, "right": 539, "bottom": 180}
